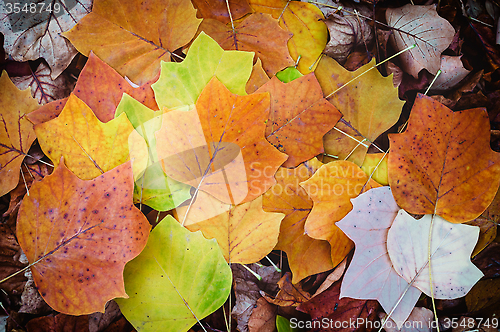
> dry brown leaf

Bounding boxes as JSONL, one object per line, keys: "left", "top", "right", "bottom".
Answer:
{"left": 312, "top": 257, "right": 347, "bottom": 298}
{"left": 248, "top": 297, "right": 276, "bottom": 332}
{"left": 431, "top": 55, "right": 471, "bottom": 91}
{"left": 386, "top": 4, "right": 455, "bottom": 78}
{"left": 263, "top": 272, "right": 311, "bottom": 307}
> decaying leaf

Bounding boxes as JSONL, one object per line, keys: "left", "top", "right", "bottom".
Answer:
{"left": 336, "top": 187, "right": 421, "bottom": 327}
{"left": 156, "top": 77, "right": 287, "bottom": 205}
{"left": 256, "top": 74, "right": 341, "bottom": 167}
{"left": 263, "top": 159, "right": 334, "bottom": 284}
{"left": 116, "top": 215, "right": 231, "bottom": 332}
{"left": 386, "top": 4, "right": 455, "bottom": 78}
{"left": 199, "top": 13, "right": 295, "bottom": 76}
{"left": 10, "top": 62, "right": 74, "bottom": 105}
{"left": 388, "top": 94, "right": 500, "bottom": 223}
{"left": 323, "top": 4, "right": 373, "bottom": 63}
{"left": 64, "top": 0, "right": 202, "bottom": 85}
{"left": 17, "top": 161, "right": 151, "bottom": 315}
{"left": 387, "top": 211, "right": 484, "bottom": 299}
{"left": 0, "top": 71, "right": 38, "bottom": 197}
{"left": 263, "top": 272, "right": 311, "bottom": 307}
{"left": 380, "top": 307, "right": 434, "bottom": 332}
{"left": 430, "top": 55, "right": 471, "bottom": 91}
{"left": 0, "top": 0, "right": 91, "bottom": 78}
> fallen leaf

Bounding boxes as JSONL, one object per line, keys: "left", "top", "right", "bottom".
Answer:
{"left": 249, "top": 0, "right": 328, "bottom": 73}
{"left": 264, "top": 272, "right": 311, "bottom": 307}
{"left": 115, "top": 215, "right": 232, "bottom": 332}
{"left": 156, "top": 77, "right": 287, "bottom": 204}
{"left": 185, "top": 196, "right": 285, "bottom": 264}
{"left": 115, "top": 93, "right": 192, "bottom": 211}
{"left": 152, "top": 32, "right": 254, "bottom": 110}
{"left": 0, "top": 214, "right": 27, "bottom": 297}
{"left": 276, "top": 67, "right": 303, "bottom": 83}
{"left": 276, "top": 315, "right": 298, "bottom": 332}
{"left": 312, "top": 257, "right": 347, "bottom": 298}
{"left": 16, "top": 161, "right": 151, "bottom": 315}
{"left": 246, "top": 58, "right": 270, "bottom": 94}
{"left": 64, "top": 0, "right": 202, "bottom": 85}
{"left": 248, "top": 297, "right": 276, "bottom": 332}
{"left": 336, "top": 187, "right": 421, "bottom": 327}
{"left": 386, "top": 4, "right": 455, "bottom": 78}
{"left": 467, "top": 217, "right": 497, "bottom": 258}
{"left": 387, "top": 210, "right": 484, "bottom": 299}
{"left": 89, "top": 300, "right": 122, "bottom": 332}
{"left": 380, "top": 307, "right": 434, "bottom": 332}
{"left": 360, "top": 153, "right": 389, "bottom": 186}
{"left": 0, "top": 71, "right": 38, "bottom": 197}
{"left": 27, "top": 52, "right": 158, "bottom": 125}
{"left": 315, "top": 57, "right": 404, "bottom": 165}
{"left": 297, "top": 281, "right": 379, "bottom": 332}
{"left": 231, "top": 263, "right": 280, "bottom": 332}
{"left": 263, "top": 159, "right": 334, "bottom": 284}
{"left": 431, "top": 55, "right": 471, "bottom": 91}
{"left": 199, "top": 13, "right": 295, "bottom": 76}
{"left": 34, "top": 94, "right": 147, "bottom": 180}
{"left": 25, "top": 313, "right": 89, "bottom": 332}
{"left": 473, "top": 242, "right": 500, "bottom": 279}
{"left": 300, "top": 160, "right": 380, "bottom": 266}
{"left": 256, "top": 74, "right": 341, "bottom": 167}
{"left": 323, "top": 4, "right": 373, "bottom": 63}
{"left": 0, "top": 0, "right": 91, "bottom": 78}
{"left": 192, "top": 0, "right": 252, "bottom": 24}
{"left": 388, "top": 94, "right": 500, "bottom": 223}
{"left": 10, "top": 62, "right": 74, "bottom": 105}
{"left": 465, "top": 278, "right": 500, "bottom": 313}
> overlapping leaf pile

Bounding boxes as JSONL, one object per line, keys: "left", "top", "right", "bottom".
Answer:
{"left": 1, "top": 0, "right": 499, "bottom": 330}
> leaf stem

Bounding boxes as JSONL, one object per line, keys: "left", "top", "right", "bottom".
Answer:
{"left": 424, "top": 69, "right": 442, "bottom": 95}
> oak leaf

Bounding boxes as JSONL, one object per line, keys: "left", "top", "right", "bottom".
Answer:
{"left": 28, "top": 52, "right": 158, "bottom": 125}
{"left": 16, "top": 161, "right": 151, "bottom": 315}
{"left": 386, "top": 4, "right": 455, "bottom": 78}
{"left": 192, "top": 0, "right": 252, "bottom": 24}
{"left": 152, "top": 32, "right": 254, "bottom": 110}
{"left": 300, "top": 160, "right": 380, "bottom": 266}
{"left": 315, "top": 57, "right": 404, "bottom": 165}
{"left": 336, "top": 187, "right": 421, "bottom": 327}
{"left": 0, "top": 72, "right": 38, "bottom": 197}
{"left": 64, "top": 0, "right": 201, "bottom": 85}
{"left": 263, "top": 159, "right": 334, "bottom": 284}
{"left": 249, "top": 0, "right": 328, "bottom": 73}
{"left": 185, "top": 196, "right": 285, "bottom": 264}
{"left": 115, "top": 215, "right": 231, "bottom": 332}
{"left": 0, "top": 0, "right": 91, "bottom": 78}
{"left": 34, "top": 94, "right": 147, "bottom": 180}
{"left": 156, "top": 77, "right": 287, "bottom": 204}
{"left": 388, "top": 94, "right": 500, "bottom": 223}
{"left": 199, "top": 13, "right": 295, "bottom": 76}
{"left": 256, "top": 74, "right": 342, "bottom": 167}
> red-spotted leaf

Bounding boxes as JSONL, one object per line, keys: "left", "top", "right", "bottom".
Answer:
{"left": 16, "top": 161, "right": 151, "bottom": 315}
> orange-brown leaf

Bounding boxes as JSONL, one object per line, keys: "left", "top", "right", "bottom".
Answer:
{"left": 263, "top": 159, "right": 333, "bottom": 284}
{"left": 256, "top": 74, "right": 341, "bottom": 167}
{"left": 16, "top": 161, "right": 151, "bottom": 315}
{"left": 300, "top": 161, "right": 380, "bottom": 266}
{"left": 156, "top": 77, "right": 287, "bottom": 204}
{"left": 0, "top": 72, "right": 38, "bottom": 197}
{"left": 192, "top": 0, "right": 253, "bottom": 24}
{"left": 199, "top": 13, "right": 294, "bottom": 76}
{"left": 28, "top": 53, "right": 158, "bottom": 125}
{"left": 63, "top": 0, "right": 201, "bottom": 85}
{"left": 388, "top": 94, "right": 500, "bottom": 223}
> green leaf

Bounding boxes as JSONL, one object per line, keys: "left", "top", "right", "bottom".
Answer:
{"left": 116, "top": 94, "right": 191, "bottom": 211}
{"left": 151, "top": 32, "right": 254, "bottom": 110}
{"left": 276, "top": 67, "right": 303, "bottom": 83}
{"left": 276, "top": 315, "right": 300, "bottom": 332}
{"left": 116, "top": 215, "right": 232, "bottom": 332}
